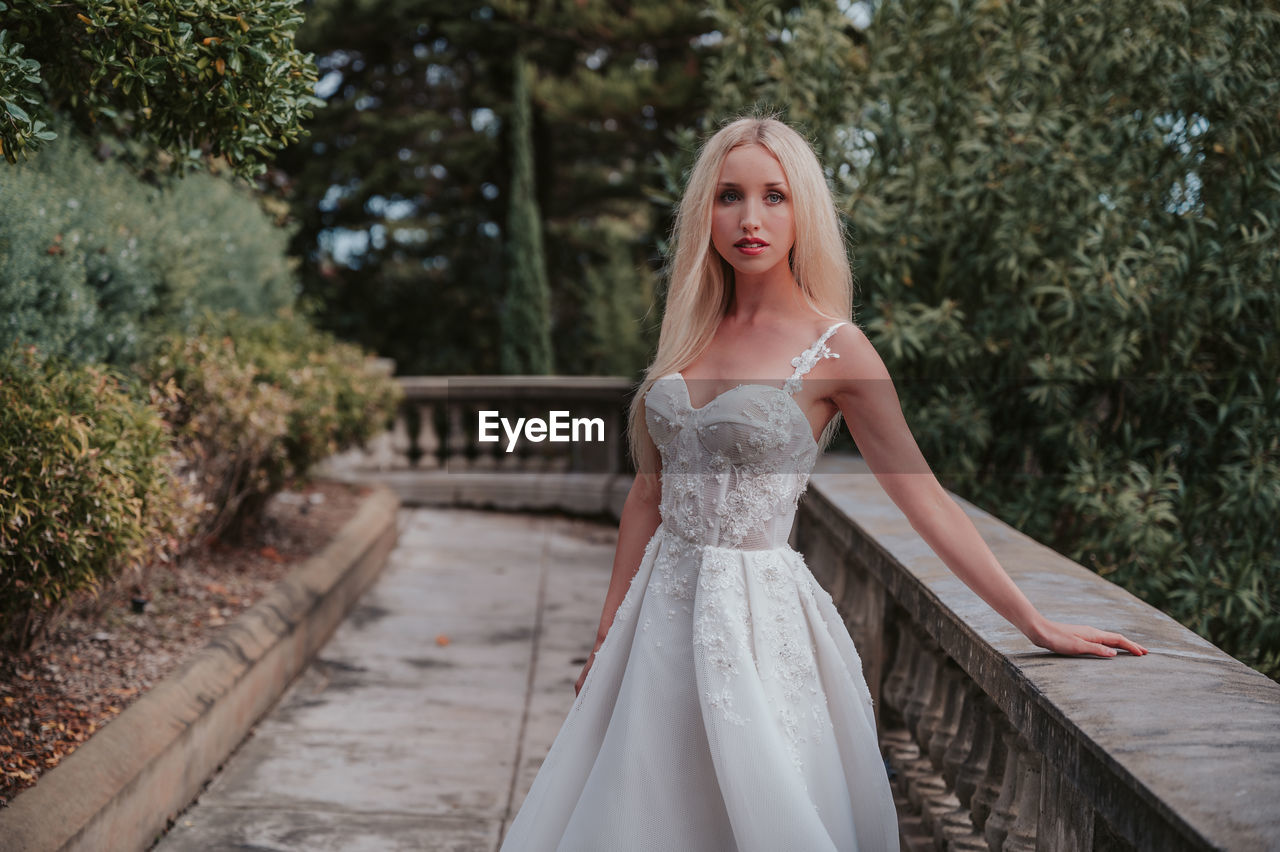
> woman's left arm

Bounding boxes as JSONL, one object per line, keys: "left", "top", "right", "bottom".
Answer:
{"left": 824, "top": 325, "right": 1147, "bottom": 658}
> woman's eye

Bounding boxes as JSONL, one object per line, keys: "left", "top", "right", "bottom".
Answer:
{"left": 767, "top": 191, "right": 785, "bottom": 203}
{"left": 719, "top": 190, "right": 740, "bottom": 202}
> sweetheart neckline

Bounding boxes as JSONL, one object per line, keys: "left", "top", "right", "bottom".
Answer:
{"left": 662, "top": 372, "right": 822, "bottom": 450}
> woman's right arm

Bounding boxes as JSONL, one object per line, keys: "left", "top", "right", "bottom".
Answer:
{"left": 575, "top": 469, "right": 662, "bottom": 695}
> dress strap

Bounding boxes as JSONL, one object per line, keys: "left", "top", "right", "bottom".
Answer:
{"left": 783, "top": 322, "right": 846, "bottom": 396}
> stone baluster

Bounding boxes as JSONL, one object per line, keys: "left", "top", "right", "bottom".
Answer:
{"left": 877, "top": 621, "right": 916, "bottom": 800}
{"left": 902, "top": 632, "right": 939, "bottom": 748}
{"left": 572, "top": 402, "right": 616, "bottom": 473}
{"left": 926, "top": 680, "right": 988, "bottom": 849}
{"left": 837, "top": 570, "right": 885, "bottom": 716}
{"left": 415, "top": 401, "right": 441, "bottom": 469}
{"left": 972, "top": 711, "right": 1012, "bottom": 836}
{"left": 882, "top": 620, "right": 915, "bottom": 730}
{"left": 469, "top": 400, "right": 500, "bottom": 471}
{"left": 384, "top": 402, "right": 413, "bottom": 468}
{"left": 924, "top": 658, "right": 965, "bottom": 770}
{"left": 1002, "top": 736, "right": 1042, "bottom": 852}
{"left": 893, "top": 634, "right": 953, "bottom": 832}
{"left": 604, "top": 406, "right": 622, "bottom": 473}
{"left": 446, "top": 401, "right": 470, "bottom": 471}
{"left": 948, "top": 686, "right": 995, "bottom": 812}
{"left": 910, "top": 658, "right": 961, "bottom": 843}
{"left": 984, "top": 723, "right": 1023, "bottom": 850}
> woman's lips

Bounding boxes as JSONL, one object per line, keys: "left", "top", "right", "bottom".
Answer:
{"left": 735, "top": 239, "right": 768, "bottom": 256}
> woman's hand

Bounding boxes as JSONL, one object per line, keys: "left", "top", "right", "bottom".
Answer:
{"left": 574, "top": 646, "right": 601, "bottom": 696}
{"left": 1029, "top": 618, "right": 1149, "bottom": 658}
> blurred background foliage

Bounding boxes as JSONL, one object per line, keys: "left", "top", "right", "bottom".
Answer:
{"left": 265, "top": 0, "right": 710, "bottom": 375}
{"left": 0, "top": 112, "right": 299, "bottom": 368}
{"left": 681, "top": 0, "right": 1280, "bottom": 677}
{"left": 1, "top": 0, "right": 1277, "bottom": 673}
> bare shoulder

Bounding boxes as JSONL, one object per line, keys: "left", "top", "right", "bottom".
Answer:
{"left": 826, "top": 322, "right": 889, "bottom": 377}
{"left": 814, "top": 322, "right": 896, "bottom": 409}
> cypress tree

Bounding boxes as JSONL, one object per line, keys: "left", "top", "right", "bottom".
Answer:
{"left": 500, "top": 42, "right": 553, "bottom": 374}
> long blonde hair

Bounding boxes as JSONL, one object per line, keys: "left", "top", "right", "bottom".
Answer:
{"left": 628, "top": 115, "right": 855, "bottom": 474}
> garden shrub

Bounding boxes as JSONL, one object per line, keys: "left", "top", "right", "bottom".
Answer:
{"left": 0, "top": 111, "right": 299, "bottom": 368}
{"left": 0, "top": 0, "right": 323, "bottom": 179}
{"left": 140, "top": 311, "right": 402, "bottom": 539}
{"left": 0, "top": 347, "right": 187, "bottom": 651}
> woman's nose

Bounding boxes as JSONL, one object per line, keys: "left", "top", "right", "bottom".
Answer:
{"left": 740, "top": 200, "right": 761, "bottom": 230}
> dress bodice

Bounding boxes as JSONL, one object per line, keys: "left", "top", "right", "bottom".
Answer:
{"left": 643, "top": 322, "right": 845, "bottom": 550}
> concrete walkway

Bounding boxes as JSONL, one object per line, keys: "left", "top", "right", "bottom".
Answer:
{"left": 153, "top": 507, "right": 617, "bottom": 852}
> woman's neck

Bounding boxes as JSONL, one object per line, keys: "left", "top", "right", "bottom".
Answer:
{"left": 725, "top": 270, "right": 812, "bottom": 325}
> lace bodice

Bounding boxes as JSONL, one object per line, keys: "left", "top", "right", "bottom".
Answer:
{"left": 644, "top": 322, "right": 845, "bottom": 550}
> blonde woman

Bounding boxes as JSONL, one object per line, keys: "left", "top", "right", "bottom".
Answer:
{"left": 500, "top": 116, "right": 1147, "bottom": 851}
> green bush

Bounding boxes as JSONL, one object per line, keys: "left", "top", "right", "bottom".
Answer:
{"left": 140, "top": 312, "right": 402, "bottom": 539}
{"left": 692, "top": 0, "right": 1280, "bottom": 678}
{"left": 0, "top": 0, "right": 324, "bottom": 179}
{"left": 0, "top": 346, "right": 186, "bottom": 650}
{"left": 0, "top": 111, "right": 299, "bottom": 367}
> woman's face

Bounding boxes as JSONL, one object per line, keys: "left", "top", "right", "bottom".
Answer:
{"left": 710, "top": 143, "right": 795, "bottom": 280}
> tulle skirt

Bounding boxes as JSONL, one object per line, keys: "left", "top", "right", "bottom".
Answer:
{"left": 500, "top": 523, "right": 900, "bottom": 852}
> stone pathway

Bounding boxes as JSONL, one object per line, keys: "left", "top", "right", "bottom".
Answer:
{"left": 153, "top": 507, "right": 617, "bottom": 852}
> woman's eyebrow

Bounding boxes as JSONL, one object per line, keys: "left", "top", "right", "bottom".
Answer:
{"left": 717, "top": 181, "right": 788, "bottom": 189}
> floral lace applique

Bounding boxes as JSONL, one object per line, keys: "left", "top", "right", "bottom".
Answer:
{"left": 782, "top": 322, "right": 845, "bottom": 397}
{"left": 651, "top": 534, "right": 697, "bottom": 602}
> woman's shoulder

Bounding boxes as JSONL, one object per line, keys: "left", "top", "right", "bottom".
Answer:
{"left": 796, "top": 312, "right": 861, "bottom": 345}
{"left": 810, "top": 318, "right": 889, "bottom": 382}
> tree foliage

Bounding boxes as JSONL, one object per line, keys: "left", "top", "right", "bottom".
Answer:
{"left": 500, "top": 44, "right": 553, "bottom": 374}
{"left": 691, "top": 0, "right": 1280, "bottom": 677}
{"left": 266, "top": 0, "right": 709, "bottom": 374}
{"left": 0, "top": 0, "right": 325, "bottom": 178}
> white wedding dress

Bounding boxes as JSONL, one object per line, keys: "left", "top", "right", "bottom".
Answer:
{"left": 501, "top": 322, "right": 900, "bottom": 851}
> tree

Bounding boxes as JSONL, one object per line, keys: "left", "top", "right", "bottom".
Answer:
{"left": 0, "top": 0, "right": 325, "bottom": 178}
{"left": 264, "top": 0, "right": 711, "bottom": 375}
{"left": 690, "top": 0, "right": 1280, "bottom": 678}
{"left": 500, "top": 42, "right": 553, "bottom": 373}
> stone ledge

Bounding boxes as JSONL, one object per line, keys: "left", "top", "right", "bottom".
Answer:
{"left": 325, "top": 469, "right": 632, "bottom": 520}
{"left": 802, "top": 457, "right": 1280, "bottom": 851}
{"left": 0, "top": 485, "right": 401, "bottom": 852}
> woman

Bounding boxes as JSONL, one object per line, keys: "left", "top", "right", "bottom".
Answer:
{"left": 500, "top": 116, "right": 1147, "bottom": 851}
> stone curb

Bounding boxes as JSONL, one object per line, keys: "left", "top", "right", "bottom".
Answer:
{"left": 0, "top": 484, "right": 401, "bottom": 852}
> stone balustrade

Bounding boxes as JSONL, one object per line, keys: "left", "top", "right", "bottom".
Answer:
{"left": 353, "top": 375, "right": 633, "bottom": 474}
{"left": 799, "top": 455, "right": 1280, "bottom": 852}
{"left": 327, "top": 376, "right": 1280, "bottom": 851}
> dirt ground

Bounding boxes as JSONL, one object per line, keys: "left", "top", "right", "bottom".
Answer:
{"left": 0, "top": 478, "right": 370, "bottom": 809}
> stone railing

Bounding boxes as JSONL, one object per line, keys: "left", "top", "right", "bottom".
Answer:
{"left": 352, "top": 375, "right": 634, "bottom": 474}
{"left": 322, "top": 375, "right": 635, "bottom": 515}
{"left": 329, "top": 377, "right": 1280, "bottom": 851}
{"left": 798, "top": 456, "right": 1280, "bottom": 852}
